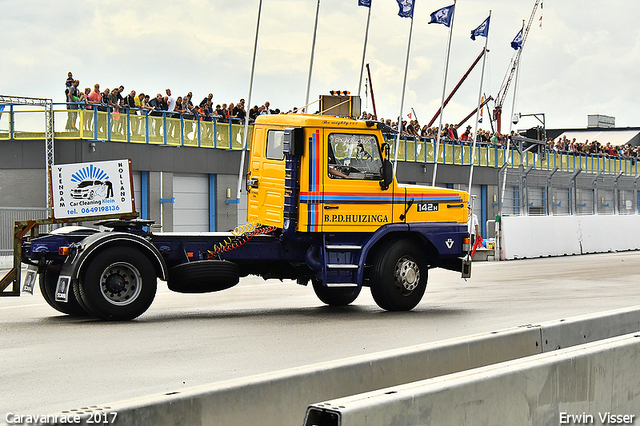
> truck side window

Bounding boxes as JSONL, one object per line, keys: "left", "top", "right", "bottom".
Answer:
{"left": 328, "top": 134, "right": 383, "bottom": 180}
{"left": 266, "top": 130, "right": 285, "bottom": 160}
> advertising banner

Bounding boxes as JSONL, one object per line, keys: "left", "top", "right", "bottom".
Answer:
{"left": 51, "top": 159, "right": 135, "bottom": 219}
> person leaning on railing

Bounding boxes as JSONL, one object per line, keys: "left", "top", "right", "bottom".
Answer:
{"left": 149, "top": 93, "right": 165, "bottom": 136}
{"left": 233, "top": 99, "right": 246, "bottom": 124}
{"left": 248, "top": 105, "right": 260, "bottom": 123}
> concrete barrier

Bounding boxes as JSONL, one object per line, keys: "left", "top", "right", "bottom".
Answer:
{"left": 30, "top": 327, "right": 540, "bottom": 426}
{"left": 13, "top": 306, "right": 640, "bottom": 426}
{"left": 304, "top": 332, "right": 640, "bottom": 426}
{"left": 500, "top": 215, "right": 640, "bottom": 260}
{"left": 539, "top": 306, "right": 640, "bottom": 352}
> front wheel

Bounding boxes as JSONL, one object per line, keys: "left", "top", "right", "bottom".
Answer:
{"left": 369, "top": 240, "right": 428, "bottom": 311}
{"left": 78, "top": 246, "right": 157, "bottom": 320}
{"left": 312, "top": 279, "right": 361, "bottom": 306}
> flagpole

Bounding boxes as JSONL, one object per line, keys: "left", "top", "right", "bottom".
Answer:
{"left": 411, "top": 107, "right": 419, "bottom": 123}
{"left": 500, "top": 20, "right": 524, "bottom": 213}
{"left": 236, "top": 0, "right": 263, "bottom": 211}
{"left": 467, "top": 12, "right": 491, "bottom": 197}
{"left": 358, "top": 3, "right": 372, "bottom": 98}
{"left": 393, "top": 14, "right": 415, "bottom": 175}
{"left": 305, "top": 0, "right": 321, "bottom": 111}
{"left": 431, "top": 1, "right": 456, "bottom": 187}
{"left": 507, "top": 22, "right": 524, "bottom": 146}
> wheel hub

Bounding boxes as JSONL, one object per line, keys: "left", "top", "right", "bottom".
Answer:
{"left": 104, "top": 273, "right": 126, "bottom": 293}
{"left": 395, "top": 257, "right": 420, "bottom": 292}
{"left": 100, "top": 263, "right": 142, "bottom": 306}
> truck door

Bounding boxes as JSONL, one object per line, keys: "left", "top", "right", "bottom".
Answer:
{"left": 247, "top": 127, "right": 286, "bottom": 227}
{"left": 320, "top": 131, "right": 395, "bottom": 231}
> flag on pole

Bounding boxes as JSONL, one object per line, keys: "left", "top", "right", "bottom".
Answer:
{"left": 395, "top": 0, "right": 414, "bottom": 18}
{"left": 358, "top": 0, "right": 371, "bottom": 7}
{"left": 429, "top": 4, "right": 455, "bottom": 27}
{"left": 479, "top": 96, "right": 484, "bottom": 123}
{"left": 470, "top": 16, "right": 490, "bottom": 40}
{"left": 511, "top": 28, "right": 523, "bottom": 50}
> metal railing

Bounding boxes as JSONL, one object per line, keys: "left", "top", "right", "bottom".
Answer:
{"left": 1, "top": 102, "right": 638, "bottom": 175}
{"left": 386, "top": 134, "right": 639, "bottom": 176}
{"left": 0, "top": 103, "right": 250, "bottom": 150}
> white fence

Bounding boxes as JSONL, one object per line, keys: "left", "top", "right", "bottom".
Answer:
{"left": 0, "top": 207, "right": 52, "bottom": 256}
{"left": 500, "top": 214, "right": 640, "bottom": 260}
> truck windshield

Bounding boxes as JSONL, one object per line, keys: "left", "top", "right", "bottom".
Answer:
{"left": 328, "top": 134, "right": 383, "bottom": 180}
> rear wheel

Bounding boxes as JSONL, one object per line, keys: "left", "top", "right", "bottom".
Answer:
{"left": 78, "top": 247, "right": 157, "bottom": 321}
{"left": 369, "top": 240, "right": 427, "bottom": 311}
{"left": 312, "top": 279, "right": 361, "bottom": 306}
{"left": 39, "top": 267, "right": 89, "bottom": 316}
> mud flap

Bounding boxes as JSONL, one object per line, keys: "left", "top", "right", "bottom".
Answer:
{"left": 461, "top": 256, "right": 472, "bottom": 279}
{"left": 54, "top": 276, "right": 72, "bottom": 302}
{"left": 22, "top": 267, "right": 38, "bottom": 295}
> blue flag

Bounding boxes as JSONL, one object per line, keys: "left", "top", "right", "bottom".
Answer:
{"left": 358, "top": 0, "right": 371, "bottom": 7}
{"left": 511, "top": 28, "right": 523, "bottom": 50}
{"left": 429, "top": 4, "right": 455, "bottom": 27}
{"left": 470, "top": 16, "right": 490, "bottom": 40}
{"left": 395, "top": 0, "right": 414, "bottom": 18}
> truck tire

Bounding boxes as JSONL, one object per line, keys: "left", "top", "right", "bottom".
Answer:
{"left": 39, "top": 269, "right": 88, "bottom": 316}
{"left": 73, "top": 279, "right": 93, "bottom": 316}
{"left": 369, "top": 239, "right": 427, "bottom": 311}
{"left": 312, "top": 279, "right": 361, "bottom": 306}
{"left": 78, "top": 246, "right": 157, "bottom": 321}
{"left": 168, "top": 260, "right": 239, "bottom": 293}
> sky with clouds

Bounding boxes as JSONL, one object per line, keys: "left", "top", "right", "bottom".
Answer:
{"left": 1, "top": 0, "right": 639, "bottom": 131}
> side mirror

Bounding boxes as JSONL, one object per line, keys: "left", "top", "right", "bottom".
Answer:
{"left": 284, "top": 127, "right": 304, "bottom": 156}
{"left": 380, "top": 159, "right": 393, "bottom": 190}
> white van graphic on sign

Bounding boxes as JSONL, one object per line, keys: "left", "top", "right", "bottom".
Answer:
{"left": 51, "top": 159, "right": 134, "bottom": 219}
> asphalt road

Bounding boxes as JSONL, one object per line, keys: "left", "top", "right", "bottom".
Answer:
{"left": 2, "top": 251, "right": 640, "bottom": 416}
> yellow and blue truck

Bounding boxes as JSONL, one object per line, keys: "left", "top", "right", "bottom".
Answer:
{"left": 1, "top": 113, "right": 471, "bottom": 320}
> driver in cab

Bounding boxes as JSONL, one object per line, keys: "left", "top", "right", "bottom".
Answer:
{"left": 328, "top": 143, "right": 352, "bottom": 179}
{"left": 329, "top": 165, "right": 350, "bottom": 179}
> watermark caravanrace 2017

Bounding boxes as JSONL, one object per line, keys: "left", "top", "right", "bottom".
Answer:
{"left": 5, "top": 411, "right": 117, "bottom": 424}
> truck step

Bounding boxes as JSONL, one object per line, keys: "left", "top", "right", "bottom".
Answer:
{"left": 326, "top": 264, "right": 358, "bottom": 269}
{"left": 325, "top": 245, "right": 362, "bottom": 250}
{"left": 326, "top": 283, "right": 359, "bottom": 287}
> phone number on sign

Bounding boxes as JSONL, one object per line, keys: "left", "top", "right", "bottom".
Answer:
{"left": 81, "top": 205, "right": 121, "bottom": 214}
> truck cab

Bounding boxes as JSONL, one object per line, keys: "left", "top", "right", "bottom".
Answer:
{"left": 245, "top": 114, "right": 470, "bottom": 311}
{"left": 247, "top": 114, "right": 468, "bottom": 232}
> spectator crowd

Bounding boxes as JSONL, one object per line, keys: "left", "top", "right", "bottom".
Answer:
{"left": 63, "top": 72, "right": 286, "bottom": 135}
{"left": 63, "top": 72, "right": 639, "bottom": 160}
{"left": 359, "top": 111, "right": 639, "bottom": 161}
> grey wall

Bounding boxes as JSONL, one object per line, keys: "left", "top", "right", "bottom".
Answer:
{"left": 216, "top": 174, "right": 240, "bottom": 232}
{"left": 0, "top": 138, "right": 243, "bottom": 173}
{"left": 396, "top": 162, "right": 500, "bottom": 187}
{"left": 0, "top": 169, "right": 47, "bottom": 207}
